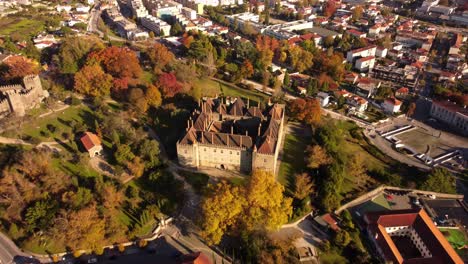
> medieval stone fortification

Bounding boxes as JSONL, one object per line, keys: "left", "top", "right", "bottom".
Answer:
{"left": 0, "top": 75, "right": 48, "bottom": 118}
{"left": 177, "top": 97, "right": 285, "bottom": 175}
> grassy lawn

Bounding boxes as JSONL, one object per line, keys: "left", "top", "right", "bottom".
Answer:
{"left": 229, "top": 177, "right": 247, "bottom": 186}
{"left": 194, "top": 78, "right": 269, "bottom": 105}
{"left": 278, "top": 131, "right": 310, "bottom": 188}
{"left": 440, "top": 228, "right": 467, "bottom": 249}
{"left": 320, "top": 252, "right": 348, "bottom": 264}
{"left": 177, "top": 170, "right": 210, "bottom": 194}
{"left": 3, "top": 104, "right": 97, "bottom": 142}
{"left": 0, "top": 18, "right": 44, "bottom": 37}
{"left": 22, "top": 237, "right": 66, "bottom": 254}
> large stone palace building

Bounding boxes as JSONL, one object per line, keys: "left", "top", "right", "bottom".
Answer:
{"left": 0, "top": 75, "right": 48, "bottom": 118}
{"left": 177, "top": 97, "right": 285, "bottom": 174}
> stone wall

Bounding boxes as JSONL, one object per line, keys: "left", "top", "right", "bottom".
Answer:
{"left": 0, "top": 75, "right": 46, "bottom": 117}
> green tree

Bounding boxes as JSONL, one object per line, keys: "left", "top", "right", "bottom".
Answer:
{"left": 420, "top": 168, "right": 456, "bottom": 194}
{"left": 25, "top": 199, "right": 58, "bottom": 232}
{"left": 170, "top": 22, "right": 183, "bottom": 36}
{"left": 58, "top": 36, "right": 104, "bottom": 74}
{"left": 138, "top": 139, "right": 160, "bottom": 169}
{"left": 334, "top": 230, "right": 351, "bottom": 248}
{"left": 114, "top": 144, "right": 135, "bottom": 165}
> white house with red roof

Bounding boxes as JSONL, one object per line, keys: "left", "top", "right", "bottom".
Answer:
{"left": 348, "top": 29, "right": 366, "bottom": 38}
{"left": 382, "top": 97, "right": 402, "bottom": 114}
{"left": 346, "top": 45, "right": 377, "bottom": 62}
{"left": 80, "top": 132, "right": 103, "bottom": 157}
{"left": 395, "top": 87, "right": 409, "bottom": 98}
{"left": 355, "top": 56, "right": 375, "bottom": 72}
{"left": 347, "top": 95, "right": 368, "bottom": 112}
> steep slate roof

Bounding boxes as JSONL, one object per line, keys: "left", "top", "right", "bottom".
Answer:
{"left": 80, "top": 132, "right": 101, "bottom": 151}
{"left": 245, "top": 106, "right": 264, "bottom": 119}
{"left": 198, "top": 131, "right": 252, "bottom": 149}
{"left": 228, "top": 97, "right": 246, "bottom": 116}
{"left": 269, "top": 104, "right": 283, "bottom": 120}
{"left": 365, "top": 209, "right": 463, "bottom": 264}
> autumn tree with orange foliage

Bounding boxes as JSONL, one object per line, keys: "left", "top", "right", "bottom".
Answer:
{"left": 255, "top": 35, "right": 279, "bottom": 70}
{"left": 89, "top": 46, "right": 142, "bottom": 79}
{"left": 240, "top": 59, "right": 254, "bottom": 79}
{"left": 1, "top": 56, "right": 40, "bottom": 82}
{"left": 147, "top": 42, "right": 175, "bottom": 73}
{"left": 74, "top": 64, "right": 113, "bottom": 97}
{"left": 289, "top": 98, "right": 321, "bottom": 126}
{"left": 324, "top": 0, "right": 337, "bottom": 17}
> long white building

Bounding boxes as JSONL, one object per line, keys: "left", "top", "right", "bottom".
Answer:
{"left": 140, "top": 15, "right": 171, "bottom": 36}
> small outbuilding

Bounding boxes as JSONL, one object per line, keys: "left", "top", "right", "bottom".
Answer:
{"left": 80, "top": 132, "right": 103, "bottom": 158}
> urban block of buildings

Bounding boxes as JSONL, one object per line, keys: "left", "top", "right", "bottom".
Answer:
{"left": 365, "top": 209, "right": 463, "bottom": 264}
{"left": 177, "top": 97, "right": 285, "bottom": 174}
{"left": 0, "top": 75, "right": 48, "bottom": 118}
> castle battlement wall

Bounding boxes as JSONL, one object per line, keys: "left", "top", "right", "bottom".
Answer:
{"left": 0, "top": 75, "right": 46, "bottom": 117}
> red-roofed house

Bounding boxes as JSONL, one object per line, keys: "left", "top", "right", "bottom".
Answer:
{"left": 80, "top": 132, "right": 103, "bottom": 157}
{"left": 383, "top": 97, "right": 402, "bottom": 113}
{"left": 355, "top": 56, "right": 375, "bottom": 72}
{"left": 347, "top": 95, "right": 368, "bottom": 112}
{"left": 314, "top": 213, "right": 340, "bottom": 231}
{"left": 348, "top": 29, "right": 366, "bottom": 38}
{"left": 395, "top": 87, "right": 409, "bottom": 98}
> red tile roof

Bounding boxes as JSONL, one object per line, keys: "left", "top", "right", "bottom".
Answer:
{"left": 365, "top": 209, "right": 463, "bottom": 264}
{"left": 80, "top": 132, "right": 101, "bottom": 151}
{"left": 385, "top": 97, "right": 402, "bottom": 106}
{"left": 322, "top": 213, "right": 340, "bottom": 231}
{"left": 396, "top": 87, "right": 409, "bottom": 94}
{"left": 181, "top": 252, "right": 212, "bottom": 264}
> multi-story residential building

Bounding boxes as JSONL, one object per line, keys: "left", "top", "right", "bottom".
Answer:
{"left": 140, "top": 15, "right": 171, "bottom": 36}
{"left": 430, "top": 100, "right": 468, "bottom": 136}
{"left": 177, "top": 97, "right": 285, "bottom": 174}
{"left": 346, "top": 45, "right": 377, "bottom": 63}
{"left": 181, "top": 6, "right": 197, "bottom": 20}
{"left": 226, "top": 12, "right": 264, "bottom": 34}
{"left": 372, "top": 65, "right": 420, "bottom": 89}
{"left": 355, "top": 56, "right": 375, "bottom": 72}
{"left": 128, "top": 0, "right": 149, "bottom": 18}
{"left": 262, "top": 20, "right": 313, "bottom": 40}
{"left": 143, "top": 0, "right": 182, "bottom": 18}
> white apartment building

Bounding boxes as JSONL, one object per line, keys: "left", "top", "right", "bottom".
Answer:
{"left": 140, "top": 15, "right": 171, "bottom": 36}
{"left": 430, "top": 100, "right": 468, "bottom": 136}
{"left": 346, "top": 45, "right": 377, "bottom": 62}
{"left": 355, "top": 56, "right": 375, "bottom": 72}
{"left": 129, "top": 0, "right": 148, "bottom": 18}
{"left": 262, "top": 20, "right": 313, "bottom": 40}
{"left": 144, "top": 0, "right": 182, "bottom": 18}
{"left": 181, "top": 6, "right": 197, "bottom": 20}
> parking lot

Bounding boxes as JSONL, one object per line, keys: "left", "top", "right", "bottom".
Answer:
{"left": 349, "top": 188, "right": 467, "bottom": 229}
{"left": 423, "top": 199, "right": 468, "bottom": 227}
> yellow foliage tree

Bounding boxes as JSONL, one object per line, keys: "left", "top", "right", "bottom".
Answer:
{"left": 200, "top": 182, "right": 245, "bottom": 245}
{"left": 200, "top": 170, "right": 293, "bottom": 245}
{"left": 244, "top": 171, "right": 293, "bottom": 232}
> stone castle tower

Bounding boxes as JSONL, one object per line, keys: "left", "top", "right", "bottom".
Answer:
{"left": 0, "top": 75, "right": 48, "bottom": 118}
